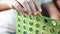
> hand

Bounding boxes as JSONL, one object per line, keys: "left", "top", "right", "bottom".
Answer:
{"left": 16, "top": 0, "right": 42, "bottom": 15}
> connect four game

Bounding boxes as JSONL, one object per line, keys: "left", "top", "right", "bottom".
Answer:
{"left": 16, "top": 11, "right": 60, "bottom": 34}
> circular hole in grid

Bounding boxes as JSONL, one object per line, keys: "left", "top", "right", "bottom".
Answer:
{"left": 18, "top": 29, "right": 21, "bottom": 32}
{"left": 23, "top": 19, "right": 26, "bottom": 24}
{"left": 29, "top": 16, "right": 33, "bottom": 19}
{"left": 42, "top": 26, "right": 47, "bottom": 30}
{"left": 35, "top": 30, "right": 39, "bottom": 34}
{"left": 29, "top": 27, "right": 33, "bottom": 31}
{"left": 50, "top": 28, "right": 55, "bottom": 33}
{"left": 44, "top": 19, "right": 48, "bottom": 23}
{"left": 18, "top": 24, "right": 20, "bottom": 27}
{"left": 36, "top": 16, "right": 40, "bottom": 21}
{"left": 24, "top": 14, "right": 26, "bottom": 17}
{"left": 23, "top": 25, "right": 26, "bottom": 29}
{"left": 18, "top": 18, "right": 20, "bottom": 21}
{"left": 18, "top": 12, "right": 20, "bottom": 16}
{"left": 23, "top": 31, "right": 27, "bottom": 34}
{"left": 58, "top": 31, "right": 60, "bottom": 34}
{"left": 29, "top": 22, "right": 33, "bottom": 25}
{"left": 36, "top": 23, "right": 40, "bottom": 28}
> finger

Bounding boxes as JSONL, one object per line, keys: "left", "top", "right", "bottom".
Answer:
{"left": 17, "top": 4, "right": 24, "bottom": 15}
{"left": 10, "top": 0, "right": 19, "bottom": 10}
{"left": 16, "top": 0, "right": 27, "bottom": 13}
{"left": 32, "top": 0, "right": 42, "bottom": 12}
{"left": 27, "top": 0, "right": 36, "bottom": 15}
{"left": 50, "top": 15, "right": 58, "bottom": 26}
{"left": 16, "top": 0, "right": 32, "bottom": 15}
{"left": 50, "top": 12, "right": 59, "bottom": 26}
{"left": 11, "top": 5, "right": 17, "bottom": 10}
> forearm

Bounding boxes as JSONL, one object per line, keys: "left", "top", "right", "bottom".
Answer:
{"left": 42, "top": 2, "right": 60, "bottom": 20}
{"left": 0, "top": 3, "right": 11, "bottom": 11}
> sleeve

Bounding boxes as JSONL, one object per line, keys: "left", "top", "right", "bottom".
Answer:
{"left": 42, "top": 0, "right": 53, "bottom": 4}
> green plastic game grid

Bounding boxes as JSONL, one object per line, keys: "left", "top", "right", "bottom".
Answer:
{"left": 16, "top": 11, "right": 60, "bottom": 34}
